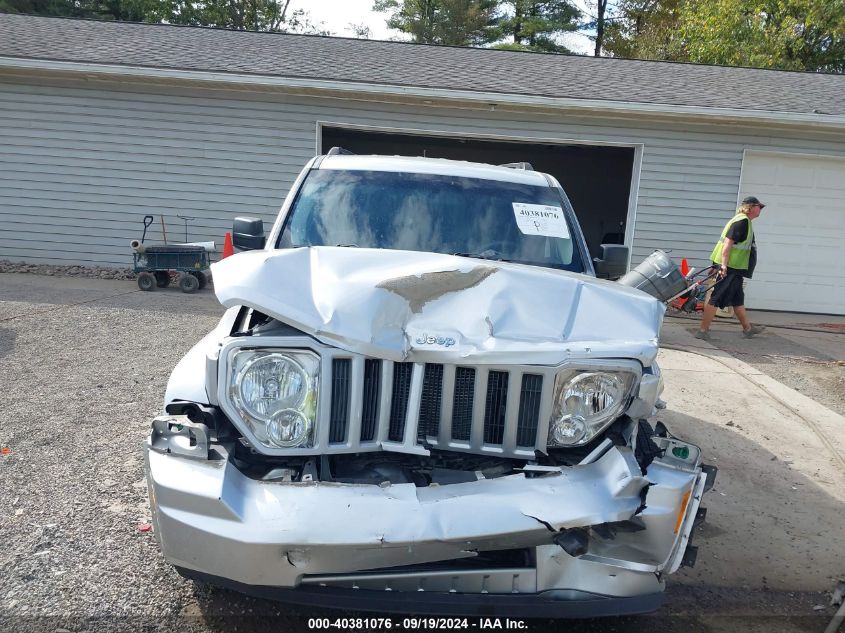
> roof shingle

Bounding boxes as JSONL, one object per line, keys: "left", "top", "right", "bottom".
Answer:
{"left": 1, "top": 13, "right": 843, "bottom": 116}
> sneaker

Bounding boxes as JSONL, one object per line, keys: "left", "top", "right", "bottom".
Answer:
{"left": 742, "top": 325, "right": 766, "bottom": 338}
{"left": 694, "top": 330, "right": 711, "bottom": 341}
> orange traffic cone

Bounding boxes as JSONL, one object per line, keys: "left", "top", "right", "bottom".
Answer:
{"left": 223, "top": 232, "right": 234, "bottom": 258}
{"left": 671, "top": 257, "right": 692, "bottom": 310}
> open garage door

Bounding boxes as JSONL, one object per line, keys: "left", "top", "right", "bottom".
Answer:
{"left": 321, "top": 127, "right": 636, "bottom": 260}
{"left": 740, "top": 151, "right": 845, "bottom": 315}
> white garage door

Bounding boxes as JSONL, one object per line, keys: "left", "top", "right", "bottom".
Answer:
{"left": 739, "top": 151, "right": 845, "bottom": 315}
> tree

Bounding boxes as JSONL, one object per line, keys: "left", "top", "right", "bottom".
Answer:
{"left": 677, "top": 0, "right": 845, "bottom": 72}
{"left": 593, "top": 0, "right": 609, "bottom": 55}
{"left": 491, "top": 0, "right": 581, "bottom": 53}
{"left": 601, "top": 0, "right": 684, "bottom": 60}
{"left": 0, "top": 0, "right": 75, "bottom": 17}
{"left": 93, "top": 0, "right": 170, "bottom": 22}
{"left": 603, "top": 0, "right": 845, "bottom": 72}
{"left": 577, "top": 0, "right": 612, "bottom": 56}
{"left": 0, "top": 0, "right": 168, "bottom": 22}
{"left": 0, "top": 0, "right": 328, "bottom": 33}
{"left": 372, "top": 0, "right": 498, "bottom": 46}
{"left": 347, "top": 22, "right": 372, "bottom": 38}
{"left": 169, "top": 0, "right": 329, "bottom": 33}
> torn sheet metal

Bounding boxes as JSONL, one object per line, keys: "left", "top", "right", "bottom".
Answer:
{"left": 212, "top": 247, "right": 664, "bottom": 365}
{"left": 148, "top": 445, "right": 648, "bottom": 585}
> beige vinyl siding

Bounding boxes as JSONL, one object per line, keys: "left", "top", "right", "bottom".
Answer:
{"left": 2, "top": 75, "right": 845, "bottom": 270}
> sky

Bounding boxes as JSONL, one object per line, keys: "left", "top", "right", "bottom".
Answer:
{"left": 291, "top": 0, "right": 404, "bottom": 40}
{"left": 292, "top": 0, "right": 595, "bottom": 54}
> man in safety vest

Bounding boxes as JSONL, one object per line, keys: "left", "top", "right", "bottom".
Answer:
{"left": 696, "top": 196, "right": 766, "bottom": 340}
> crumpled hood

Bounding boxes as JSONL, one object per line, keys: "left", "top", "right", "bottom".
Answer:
{"left": 212, "top": 247, "right": 664, "bottom": 365}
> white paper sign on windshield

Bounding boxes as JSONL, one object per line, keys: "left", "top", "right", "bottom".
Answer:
{"left": 512, "top": 203, "right": 570, "bottom": 239}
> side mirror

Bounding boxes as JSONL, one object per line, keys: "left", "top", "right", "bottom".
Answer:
{"left": 232, "top": 217, "right": 265, "bottom": 251}
{"left": 593, "top": 244, "right": 629, "bottom": 280}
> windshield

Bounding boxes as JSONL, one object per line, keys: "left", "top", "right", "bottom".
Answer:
{"left": 278, "top": 169, "right": 585, "bottom": 272}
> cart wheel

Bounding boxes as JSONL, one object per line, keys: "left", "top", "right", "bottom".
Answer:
{"left": 154, "top": 271, "right": 170, "bottom": 288}
{"left": 137, "top": 272, "right": 156, "bottom": 291}
{"left": 179, "top": 273, "right": 200, "bottom": 294}
{"left": 191, "top": 271, "right": 207, "bottom": 290}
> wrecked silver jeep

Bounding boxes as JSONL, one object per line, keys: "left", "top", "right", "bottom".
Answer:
{"left": 145, "top": 152, "right": 714, "bottom": 617}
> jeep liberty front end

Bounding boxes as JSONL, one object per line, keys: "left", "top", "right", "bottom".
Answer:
{"left": 145, "top": 153, "right": 713, "bottom": 617}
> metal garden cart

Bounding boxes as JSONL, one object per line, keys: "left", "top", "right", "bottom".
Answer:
{"left": 133, "top": 215, "right": 211, "bottom": 293}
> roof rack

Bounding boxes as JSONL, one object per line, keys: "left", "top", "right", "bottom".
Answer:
{"left": 499, "top": 162, "right": 534, "bottom": 171}
{"left": 326, "top": 146, "right": 355, "bottom": 156}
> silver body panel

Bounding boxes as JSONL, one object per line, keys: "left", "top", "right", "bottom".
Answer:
{"left": 145, "top": 438, "right": 703, "bottom": 595}
{"left": 210, "top": 247, "right": 664, "bottom": 366}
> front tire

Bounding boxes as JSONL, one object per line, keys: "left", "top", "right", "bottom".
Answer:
{"left": 191, "top": 271, "right": 207, "bottom": 290}
{"left": 137, "top": 272, "right": 156, "bottom": 291}
{"left": 179, "top": 273, "right": 199, "bottom": 294}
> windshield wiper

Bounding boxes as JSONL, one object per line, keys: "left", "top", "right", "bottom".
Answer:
{"left": 453, "top": 252, "right": 516, "bottom": 263}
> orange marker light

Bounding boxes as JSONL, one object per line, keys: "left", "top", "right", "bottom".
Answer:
{"left": 674, "top": 489, "right": 693, "bottom": 535}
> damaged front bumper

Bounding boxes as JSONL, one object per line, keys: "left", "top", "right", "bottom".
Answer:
{"left": 145, "top": 416, "right": 711, "bottom": 617}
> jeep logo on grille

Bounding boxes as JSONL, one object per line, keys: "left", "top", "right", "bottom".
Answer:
{"left": 414, "top": 334, "right": 456, "bottom": 347}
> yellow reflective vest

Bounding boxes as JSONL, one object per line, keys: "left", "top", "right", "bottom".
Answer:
{"left": 710, "top": 213, "right": 753, "bottom": 270}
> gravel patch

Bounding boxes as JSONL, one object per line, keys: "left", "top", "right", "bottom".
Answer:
{"left": 0, "top": 299, "right": 219, "bottom": 630}
{"left": 0, "top": 260, "right": 135, "bottom": 280}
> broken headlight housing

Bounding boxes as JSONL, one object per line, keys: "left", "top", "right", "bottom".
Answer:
{"left": 228, "top": 350, "right": 320, "bottom": 448}
{"left": 548, "top": 370, "right": 637, "bottom": 447}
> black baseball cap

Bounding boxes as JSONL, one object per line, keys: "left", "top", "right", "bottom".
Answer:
{"left": 741, "top": 196, "right": 766, "bottom": 208}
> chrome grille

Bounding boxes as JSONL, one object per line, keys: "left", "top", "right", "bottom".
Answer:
{"left": 322, "top": 357, "right": 556, "bottom": 458}
{"left": 388, "top": 362, "right": 413, "bottom": 441}
{"left": 451, "top": 367, "right": 475, "bottom": 441}
{"left": 218, "top": 338, "right": 640, "bottom": 458}
{"left": 360, "top": 359, "right": 381, "bottom": 442}
{"left": 329, "top": 359, "right": 351, "bottom": 443}
{"left": 418, "top": 364, "right": 443, "bottom": 438}
{"left": 483, "top": 371, "right": 509, "bottom": 445}
{"left": 516, "top": 374, "right": 543, "bottom": 447}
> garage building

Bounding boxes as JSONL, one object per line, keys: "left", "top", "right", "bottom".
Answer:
{"left": 1, "top": 14, "right": 843, "bottom": 314}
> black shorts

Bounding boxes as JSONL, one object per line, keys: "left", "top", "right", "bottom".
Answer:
{"left": 708, "top": 272, "right": 745, "bottom": 309}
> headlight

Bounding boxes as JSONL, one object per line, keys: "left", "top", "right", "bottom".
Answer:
{"left": 229, "top": 350, "right": 319, "bottom": 448}
{"left": 548, "top": 370, "right": 636, "bottom": 447}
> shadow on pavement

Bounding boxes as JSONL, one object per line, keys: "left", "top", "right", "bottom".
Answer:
{"left": 0, "top": 273, "right": 224, "bottom": 318}
{"left": 0, "top": 326, "right": 16, "bottom": 360}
